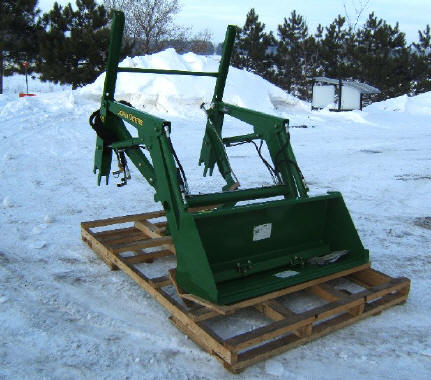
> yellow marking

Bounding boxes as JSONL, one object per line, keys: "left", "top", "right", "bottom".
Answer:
{"left": 117, "top": 110, "right": 144, "bottom": 126}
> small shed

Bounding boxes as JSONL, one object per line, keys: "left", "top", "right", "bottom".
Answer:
{"left": 311, "top": 77, "right": 380, "bottom": 111}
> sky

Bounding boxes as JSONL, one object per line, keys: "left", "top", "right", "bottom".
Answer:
{"left": 38, "top": 0, "right": 431, "bottom": 43}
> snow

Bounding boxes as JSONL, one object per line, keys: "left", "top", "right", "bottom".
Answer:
{"left": 264, "top": 359, "right": 286, "bottom": 377}
{"left": 367, "top": 92, "right": 431, "bottom": 115}
{"left": 2, "top": 196, "right": 13, "bottom": 208}
{"left": 1, "top": 73, "right": 71, "bottom": 95}
{"left": 1, "top": 50, "right": 431, "bottom": 379}
{"left": 81, "top": 49, "right": 301, "bottom": 116}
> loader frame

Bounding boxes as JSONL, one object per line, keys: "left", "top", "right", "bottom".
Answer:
{"left": 91, "top": 11, "right": 369, "bottom": 305}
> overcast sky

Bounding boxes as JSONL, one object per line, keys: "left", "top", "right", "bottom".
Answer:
{"left": 38, "top": 0, "right": 431, "bottom": 43}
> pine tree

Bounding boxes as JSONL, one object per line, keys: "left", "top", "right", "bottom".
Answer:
{"left": 231, "top": 9, "right": 275, "bottom": 79}
{"left": 411, "top": 25, "right": 431, "bottom": 94}
{"left": 354, "top": 13, "right": 411, "bottom": 99}
{"left": 276, "top": 11, "right": 314, "bottom": 98}
{"left": 313, "top": 24, "right": 323, "bottom": 67}
{"left": 0, "top": 0, "right": 40, "bottom": 93}
{"left": 38, "top": 0, "right": 115, "bottom": 89}
{"left": 37, "top": 2, "right": 74, "bottom": 86}
{"left": 70, "top": 0, "right": 112, "bottom": 86}
{"left": 318, "top": 15, "right": 353, "bottom": 79}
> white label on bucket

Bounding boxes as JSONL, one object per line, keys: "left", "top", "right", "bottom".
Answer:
{"left": 253, "top": 223, "right": 272, "bottom": 241}
{"left": 274, "top": 270, "right": 299, "bottom": 278}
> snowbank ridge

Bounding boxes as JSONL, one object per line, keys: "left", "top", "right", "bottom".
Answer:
{"left": 80, "top": 49, "right": 303, "bottom": 116}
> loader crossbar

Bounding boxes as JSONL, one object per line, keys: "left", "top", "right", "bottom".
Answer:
{"left": 117, "top": 67, "right": 219, "bottom": 77}
{"left": 185, "top": 185, "right": 290, "bottom": 207}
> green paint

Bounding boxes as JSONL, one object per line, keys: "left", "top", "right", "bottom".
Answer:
{"left": 117, "top": 67, "right": 219, "bottom": 77}
{"left": 91, "top": 11, "right": 370, "bottom": 305}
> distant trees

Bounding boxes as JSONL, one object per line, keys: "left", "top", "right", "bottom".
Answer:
{"left": 129, "top": 0, "right": 184, "bottom": 53}
{"left": 231, "top": 9, "right": 275, "bottom": 79}
{"left": 36, "top": 0, "right": 116, "bottom": 88}
{"left": 276, "top": 11, "right": 316, "bottom": 98}
{"left": 411, "top": 25, "right": 431, "bottom": 94}
{"left": 0, "top": 0, "right": 40, "bottom": 93}
{"left": 0, "top": 0, "right": 117, "bottom": 89}
{"left": 0, "top": 0, "right": 211, "bottom": 89}
{"left": 232, "top": 8, "right": 431, "bottom": 101}
{"left": 318, "top": 15, "right": 352, "bottom": 79}
{"left": 2, "top": 1, "right": 431, "bottom": 101}
{"left": 354, "top": 13, "right": 411, "bottom": 98}
{"left": 103, "top": 0, "right": 189, "bottom": 54}
{"left": 188, "top": 30, "right": 214, "bottom": 55}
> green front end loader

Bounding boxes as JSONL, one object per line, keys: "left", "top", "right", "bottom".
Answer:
{"left": 90, "top": 11, "right": 369, "bottom": 305}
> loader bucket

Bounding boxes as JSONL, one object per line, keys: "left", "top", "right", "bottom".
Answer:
{"left": 175, "top": 192, "right": 369, "bottom": 305}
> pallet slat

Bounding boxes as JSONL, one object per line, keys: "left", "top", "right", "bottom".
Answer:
{"left": 93, "top": 226, "right": 138, "bottom": 238}
{"left": 123, "top": 249, "right": 173, "bottom": 264}
{"left": 135, "top": 220, "right": 176, "bottom": 254}
{"left": 110, "top": 236, "right": 173, "bottom": 254}
{"left": 81, "top": 210, "right": 166, "bottom": 228}
{"left": 257, "top": 300, "right": 296, "bottom": 321}
{"left": 224, "top": 314, "right": 316, "bottom": 352}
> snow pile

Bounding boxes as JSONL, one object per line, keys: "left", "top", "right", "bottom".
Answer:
{"left": 80, "top": 49, "right": 303, "bottom": 115}
{"left": 366, "top": 91, "right": 431, "bottom": 115}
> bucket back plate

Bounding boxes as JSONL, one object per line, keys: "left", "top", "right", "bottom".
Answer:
{"left": 178, "top": 192, "right": 369, "bottom": 305}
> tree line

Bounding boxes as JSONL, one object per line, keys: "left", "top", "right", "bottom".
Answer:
{"left": 232, "top": 9, "right": 431, "bottom": 101}
{"left": 1, "top": 2, "right": 430, "bottom": 102}
{"left": 0, "top": 0, "right": 213, "bottom": 91}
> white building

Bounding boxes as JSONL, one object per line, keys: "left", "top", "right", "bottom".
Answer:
{"left": 312, "top": 77, "right": 380, "bottom": 111}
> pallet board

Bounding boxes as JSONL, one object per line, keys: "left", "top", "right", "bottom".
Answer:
{"left": 81, "top": 211, "right": 411, "bottom": 373}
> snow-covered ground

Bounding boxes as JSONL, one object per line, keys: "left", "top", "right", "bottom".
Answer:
{"left": 1, "top": 73, "right": 71, "bottom": 95}
{"left": 1, "top": 52, "right": 430, "bottom": 379}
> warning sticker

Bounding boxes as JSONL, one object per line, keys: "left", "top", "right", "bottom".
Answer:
{"left": 253, "top": 223, "right": 272, "bottom": 241}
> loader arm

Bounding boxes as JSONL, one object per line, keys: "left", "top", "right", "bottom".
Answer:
{"left": 205, "top": 101, "right": 309, "bottom": 199}
{"left": 198, "top": 25, "right": 238, "bottom": 190}
{"left": 197, "top": 25, "right": 307, "bottom": 199}
{"left": 93, "top": 100, "right": 163, "bottom": 187}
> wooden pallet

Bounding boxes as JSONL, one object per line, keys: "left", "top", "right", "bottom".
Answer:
{"left": 81, "top": 211, "right": 411, "bottom": 373}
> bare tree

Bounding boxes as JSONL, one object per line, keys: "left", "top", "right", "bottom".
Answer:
{"left": 343, "top": 0, "right": 371, "bottom": 31}
{"left": 103, "top": 0, "right": 134, "bottom": 36}
{"left": 190, "top": 29, "right": 214, "bottom": 55}
{"left": 103, "top": 0, "right": 132, "bottom": 9}
{"left": 104, "top": 0, "right": 185, "bottom": 54}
